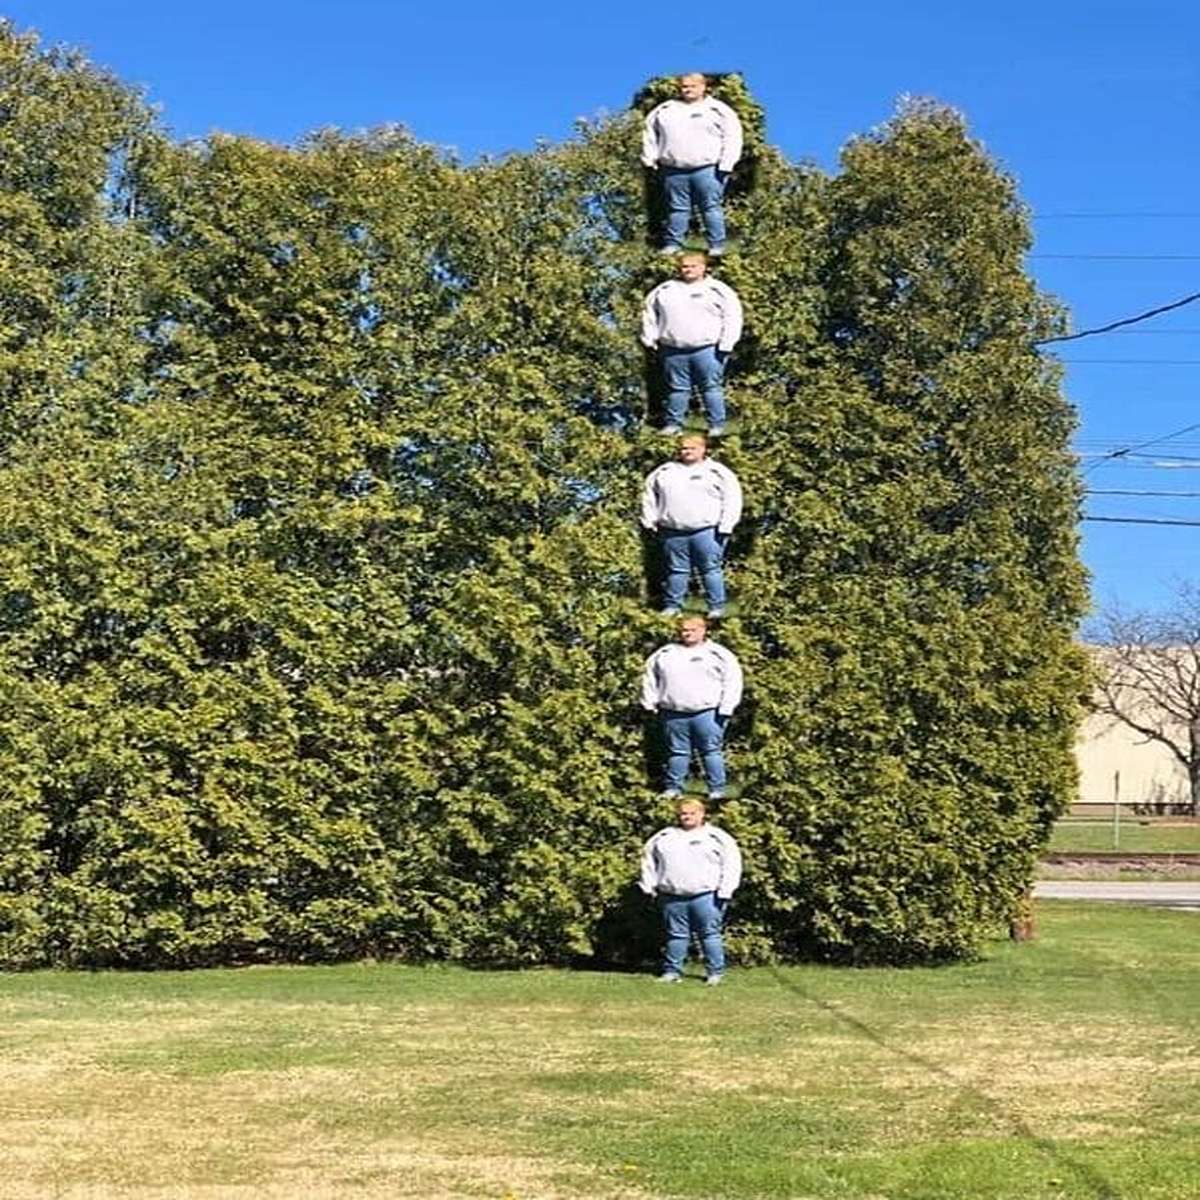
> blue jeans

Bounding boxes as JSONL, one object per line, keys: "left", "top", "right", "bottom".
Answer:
{"left": 660, "top": 526, "right": 725, "bottom": 609}
{"left": 662, "top": 165, "right": 727, "bottom": 250}
{"left": 661, "top": 708, "right": 726, "bottom": 792}
{"left": 659, "top": 345, "right": 725, "bottom": 427}
{"left": 659, "top": 891, "right": 726, "bottom": 976}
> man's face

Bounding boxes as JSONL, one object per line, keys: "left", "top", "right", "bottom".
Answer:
{"left": 679, "top": 75, "right": 707, "bottom": 103}
{"left": 678, "top": 256, "right": 707, "bottom": 283}
{"left": 678, "top": 437, "right": 706, "bottom": 465}
{"left": 677, "top": 803, "right": 706, "bottom": 829}
{"left": 679, "top": 619, "right": 707, "bottom": 646}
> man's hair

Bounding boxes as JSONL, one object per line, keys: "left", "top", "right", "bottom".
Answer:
{"left": 679, "top": 251, "right": 708, "bottom": 266}
{"left": 677, "top": 798, "right": 706, "bottom": 813}
{"left": 679, "top": 433, "right": 708, "bottom": 449}
{"left": 678, "top": 72, "right": 708, "bottom": 86}
{"left": 679, "top": 615, "right": 708, "bottom": 630}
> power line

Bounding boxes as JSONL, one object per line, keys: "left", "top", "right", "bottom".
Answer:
{"left": 1081, "top": 420, "right": 1200, "bottom": 476}
{"left": 1075, "top": 455, "right": 1200, "bottom": 466}
{"left": 1035, "top": 290, "right": 1200, "bottom": 346}
{"left": 1075, "top": 458, "right": 1200, "bottom": 468}
{"left": 1084, "top": 515, "right": 1200, "bottom": 527}
{"left": 1031, "top": 254, "right": 1200, "bottom": 261}
{"left": 1090, "top": 461, "right": 1200, "bottom": 471}
{"left": 1076, "top": 462, "right": 1200, "bottom": 472}
{"left": 1034, "top": 213, "right": 1200, "bottom": 220}
{"left": 1086, "top": 489, "right": 1200, "bottom": 498}
{"left": 1111, "top": 452, "right": 1200, "bottom": 464}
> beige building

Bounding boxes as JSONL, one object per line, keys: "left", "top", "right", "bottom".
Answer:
{"left": 1076, "top": 645, "right": 1193, "bottom": 810}
{"left": 1076, "top": 708, "right": 1190, "bottom": 808}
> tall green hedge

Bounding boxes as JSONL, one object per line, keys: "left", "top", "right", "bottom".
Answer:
{"left": 0, "top": 26, "right": 1087, "bottom": 967}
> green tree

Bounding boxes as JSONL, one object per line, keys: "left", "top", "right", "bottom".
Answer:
{"left": 0, "top": 26, "right": 1087, "bottom": 967}
{"left": 718, "top": 101, "right": 1088, "bottom": 961}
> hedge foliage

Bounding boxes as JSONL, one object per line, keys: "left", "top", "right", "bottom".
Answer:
{"left": 0, "top": 25, "right": 1088, "bottom": 967}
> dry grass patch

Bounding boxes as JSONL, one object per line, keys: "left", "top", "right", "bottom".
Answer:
{"left": 0, "top": 1064, "right": 653, "bottom": 1200}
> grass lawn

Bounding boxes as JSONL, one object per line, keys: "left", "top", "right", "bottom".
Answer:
{"left": 1047, "top": 821, "right": 1200, "bottom": 855}
{"left": 2, "top": 903, "right": 1197, "bottom": 1199}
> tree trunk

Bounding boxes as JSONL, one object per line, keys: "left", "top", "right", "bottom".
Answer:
{"left": 1190, "top": 720, "right": 1200, "bottom": 817}
{"left": 1009, "top": 891, "right": 1036, "bottom": 942}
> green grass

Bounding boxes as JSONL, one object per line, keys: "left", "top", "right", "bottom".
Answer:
{"left": 2, "top": 904, "right": 1198, "bottom": 1199}
{"left": 1048, "top": 820, "right": 1200, "bottom": 854}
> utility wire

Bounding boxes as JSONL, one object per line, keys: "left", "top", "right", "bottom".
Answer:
{"left": 1082, "top": 461, "right": 1200, "bottom": 471}
{"left": 1090, "top": 452, "right": 1200, "bottom": 464}
{"left": 1081, "top": 420, "right": 1200, "bottom": 476}
{"left": 1032, "top": 254, "right": 1200, "bottom": 261}
{"left": 1078, "top": 464, "right": 1200, "bottom": 472}
{"left": 1084, "top": 515, "right": 1200, "bottom": 527}
{"left": 1035, "top": 290, "right": 1200, "bottom": 346}
{"left": 1073, "top": 455, "right": 1200, "bottom": 470}
{"left": 1033, "top": 213, "right": 1200, "bottom": 219}
{"left": 1086, "top": 489, "right": 1200, "bottom": 497}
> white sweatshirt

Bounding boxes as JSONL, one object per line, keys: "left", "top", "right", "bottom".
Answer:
{"left": 641, "top": 98, "right": 744, "bottom": 173}
{"left": 641, "top": 639, "right": 744, "bottom": 716}
{"left": 640, "top": 278, "right": 744, "bottom": 353}
{"left": 641, "top": 458, "right": 743, "bottom": 534}
{"left": 639, "top": 823, "right": 743, "bottom": 898}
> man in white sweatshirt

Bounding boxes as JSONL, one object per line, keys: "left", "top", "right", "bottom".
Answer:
{"left": 641, "top": 73, "right": 744, "bottom": 255}
{"left": 639, "top": 798, "right": 742, "bottom": 984}
{"left": 641, "top": 434, "right": 743, "bottom": 618}
{"left": 641, "top": 615, "right": 744, "bottom": 800}
{"left": 641, "top": 253, "right": 743, "bottom": 435}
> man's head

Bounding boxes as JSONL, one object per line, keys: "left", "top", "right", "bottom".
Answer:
{"left": 676, "top": 798, "right": 706, "bottom": 829}
{"left": 678, "top": 615, "right": 708, "bottom": 646}
{"left": 678, "top": 73, "right": 708, "bottom": 103}
{"left": 678, "top": 252, "right": 707, "bottom": 283}
{"left": 677, "top": 433, "right": 707, "bottom": 465}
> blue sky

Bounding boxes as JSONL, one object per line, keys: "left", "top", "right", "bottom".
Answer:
{"left": 7, "top": 0, "right": 1199, "bottom": 615}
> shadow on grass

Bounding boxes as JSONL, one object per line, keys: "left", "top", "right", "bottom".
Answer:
{"left": 769, "top": 968, "right": 1121, "bottom": 1200}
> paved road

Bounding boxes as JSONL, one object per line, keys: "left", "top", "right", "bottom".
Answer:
{"left": 1034, "top": 881, "right": 1200, "bottom": 908}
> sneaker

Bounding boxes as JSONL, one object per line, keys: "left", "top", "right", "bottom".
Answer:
{"left": 660, "top": 788, "right": 683, "bottom": 800}
{"left": 654, "top": 973, "right": 683, "bottom": 984}
{"left": 659, "top": 245, "right": 682, "bottom": 256}
{"left": 708, "top": 245, "right": 726, "bottom": 258}
{"left": 659, "top": 423, "right": 682, "bottom": 435}
{"left": 659, "top": 606, "right": 681, "bottom": 617}
{"left": 707, "top": 607, "right": 726, "bottom": 620}
{"left": 707, "top": 788, "right": 727, "bottom": 801}
{"left": 704, "top": 974, "right": 724, "bottom": 987}
{"left": 707, "top": 424, "right": 726, "bottom": 437}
